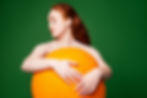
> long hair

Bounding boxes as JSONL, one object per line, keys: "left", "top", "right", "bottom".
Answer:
{"left": 51, "top": 3, "right": 91, "bottom": 45}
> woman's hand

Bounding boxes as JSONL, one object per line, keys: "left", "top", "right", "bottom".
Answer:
{"left": 52, "top": 59, "right": 83, "bottom": 84}
{"left": 75, "top": 68, "right": 103, "bottom": 96}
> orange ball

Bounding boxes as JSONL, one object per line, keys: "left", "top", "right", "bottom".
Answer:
{"left": 31, "top": 46, "right": 106, "bottom": 98}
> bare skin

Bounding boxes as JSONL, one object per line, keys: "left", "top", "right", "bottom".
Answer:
{"left": 21, "top": 8, "right": 112, "bottom": 96}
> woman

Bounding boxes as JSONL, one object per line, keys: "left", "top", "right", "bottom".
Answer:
{"left": 21, "top": 3, "right": 112, "bottom": 96}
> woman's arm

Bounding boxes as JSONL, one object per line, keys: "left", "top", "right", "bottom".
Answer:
{"left": 21, "top": 42, "right": 83, "bottom": 84}
{"left": 21, "top": 43, "right": 57, "bottom": 73}
{"left": 75, "top": 46, "right": 112, "bottom": 95}
{"left": 88, "top": 46, "right": 112, "bottom": 80}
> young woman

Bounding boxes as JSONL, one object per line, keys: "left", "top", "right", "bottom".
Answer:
{"left": 21, "top": 3, "right": 112, "bottom": 96}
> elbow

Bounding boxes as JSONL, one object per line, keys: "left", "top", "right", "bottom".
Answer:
{"left": 21, "top": 62, "right": 28, "bottom": 72}
{"left": 21, "top": 64, "right": 27, "bottom": 72}
{"left": 107, "top": 65, "right": 113, "bottom": 79}
{"left": 20, "top": 59, "right": 31, "bottom": 72}
{"left": 102, "top": 64, "right": 113, "bottom": 80}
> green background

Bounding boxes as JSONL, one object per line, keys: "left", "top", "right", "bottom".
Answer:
{"left": 1, "top": 0, "right": 147, "bottom": 98}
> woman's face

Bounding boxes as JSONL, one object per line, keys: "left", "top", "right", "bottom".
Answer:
{"left": 48, "top": 9, "right": 71, "bottom": 38}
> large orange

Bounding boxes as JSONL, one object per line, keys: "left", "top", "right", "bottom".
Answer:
{"left": 31, "top": 46, "right": 106, "bottom": 98}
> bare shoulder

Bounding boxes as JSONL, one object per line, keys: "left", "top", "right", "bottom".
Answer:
{"left": 76, "top": 43, "right": 102, "bottom": 57}
{"left": 33, "top": 40, "right": 55, "bottom": 51}
{"left": 86, "top": 46, "right": 101, "bottom": 56}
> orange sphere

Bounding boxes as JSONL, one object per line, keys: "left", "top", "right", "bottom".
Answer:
{"left": 31, "top": 46, "right": 106, "bottom": 98}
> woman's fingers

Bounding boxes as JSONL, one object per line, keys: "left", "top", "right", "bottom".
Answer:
{"left": 61, "top": 71, "right": 72, "bottom": 85}
{"left": 68, "top": 60, "right": 79, "bottom": 66}
{"left": 66, "top": 68, "right": 83, "bottom": 84}
{"left": 79, "top": 82, "right": 89, "bottom": 95}
{"left": 65, "top": 72, "right": 76, "bottom": 84}
{"left": 76, "top": 80, "right": 90, "bottom": 95}
{"left": 70, "top": 68, "right": 83, "bottom": 81}
{"left": 75, "top": 79, "right": 85, "bottom": 92}
{"left": 56, "top": 60, "right": 82, "bottom": 84}
{"left": 67, "top": 60, "right": 82, "bottom": 81}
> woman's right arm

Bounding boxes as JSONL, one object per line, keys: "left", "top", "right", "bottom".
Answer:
{"left": 20, "top": 43, "right": 57, "bottom": 73}
{"left": 21, "top": 42, "right": 83, "bottom": 84}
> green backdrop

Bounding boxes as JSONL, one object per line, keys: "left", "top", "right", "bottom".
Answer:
{"left": 1, "top": 0, "right": 147, "bottom": 98}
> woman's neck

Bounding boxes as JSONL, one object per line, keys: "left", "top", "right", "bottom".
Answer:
{"left": 56, "top": 28, "right": 77, "bottom": 46}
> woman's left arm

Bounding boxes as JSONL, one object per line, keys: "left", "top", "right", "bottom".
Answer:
{"left": 88, "top": 46, "right": 112, "bottom": 80}
{"left": 75, "top": 46, "right": 112, "bottom": 95}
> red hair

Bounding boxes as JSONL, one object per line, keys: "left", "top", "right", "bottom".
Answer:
{"left": 51, "top": 2, "right": 91, "bottom": 45}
